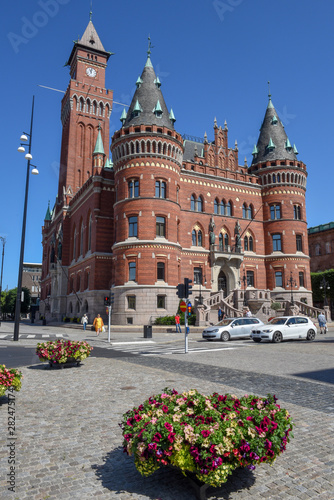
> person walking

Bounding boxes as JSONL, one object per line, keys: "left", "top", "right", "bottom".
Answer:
{"left": 318, "top": 311, "right": 327, "bottom": 334}
{"left": 81, "top": 313, "right": 88, "bottom": 331}
{"left": 175, "top": 313, "right": 181, "bottom": 333}
{"left": 218, "top": 306, "right": 222, "bottom": 322}
{"left": 93, "top": 313, "right": 104, "bottom": 336}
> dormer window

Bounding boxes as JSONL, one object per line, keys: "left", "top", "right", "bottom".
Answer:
{"left": 153, "top": 100, "right": 163, "bottom": 118}
{"left": 136, "top": 76, "right": 143, "bottom": 88}
{"left": 154, "top": 77, "right": 161, "bottom": 88}
{"left": 132, "top": 99, "right": 142, "bottom": 118}
{"left": 266, "top": 137, "right": 275, "bottom": 151}
{"left": 271, "top": 115, "right": 278, "bottom": 125}
{"left": 285, "top": 138, "right": 292, "bottom": 151}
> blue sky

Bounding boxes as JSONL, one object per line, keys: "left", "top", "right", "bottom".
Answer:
{"left": 1, "top": 0, "right": 333, "bottom": 290}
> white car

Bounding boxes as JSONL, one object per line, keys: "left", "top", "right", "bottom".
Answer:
{"left": 202, "top": 317, "right": 264, "bottom": 342}
{"left": 250, "top": 316, "right": 317, "bottom": 343}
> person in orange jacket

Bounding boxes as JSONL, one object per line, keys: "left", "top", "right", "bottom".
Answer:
{"left": 93, "top": 313, "right": 104, "bottom": 336}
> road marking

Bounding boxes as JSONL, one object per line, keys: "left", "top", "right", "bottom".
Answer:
{"left": 42, "top": 334, "right": 49, "bottom": 338}
{"left": 56, "top": 334, "right": 63, "bottom": 337}
{"left": 111, "top": 341, "right": 155, "bottom": 345}
{"left": 27, "top": 335, "right": 35, "bottom": 338}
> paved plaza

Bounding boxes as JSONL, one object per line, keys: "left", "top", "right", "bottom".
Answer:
{"left": 0, "top": 322, "right": 333, "bottom": 499}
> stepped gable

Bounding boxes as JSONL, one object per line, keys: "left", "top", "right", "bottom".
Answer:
{"left": 252, "top": 95, "right": 297, "bottom": 166}
{"left": 122, "top": 54, "right": 173, "bottom": 129}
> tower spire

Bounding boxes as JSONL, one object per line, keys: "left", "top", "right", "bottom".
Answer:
{"left": 90, "top": 0, "right": 93, "bottom": 21}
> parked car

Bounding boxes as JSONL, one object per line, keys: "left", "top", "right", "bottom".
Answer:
{"left": 250, "top": 316, "right": 317, "bottom": 343}
{"left": 202, "top": 317, "right": 264, "bottom": 342}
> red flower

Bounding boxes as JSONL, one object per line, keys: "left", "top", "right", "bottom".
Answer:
{"left": 201, "top": 430, "right": 211, "bottom": 438}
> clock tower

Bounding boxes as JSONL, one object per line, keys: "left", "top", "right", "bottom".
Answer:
{"left": 57, "top": 18, "right": 113, "bottom": 207}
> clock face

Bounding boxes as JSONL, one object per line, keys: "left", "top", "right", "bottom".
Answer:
{"left": 86, "top": 67, "right": 97, "bottom": 77}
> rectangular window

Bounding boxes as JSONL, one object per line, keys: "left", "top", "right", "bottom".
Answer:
{"left": 156, "top": 216, "right": 166, "bottom": 237}
{"left": 247, "top": 270, "right": 254, "bottom": 287}
{"left": 128, "top": 179, "right": 139, "bottom": 198}
{"left": 296, "top": 234, "right": 303, "bottom": 252}
{"left": 194, "top": 267, "right": 202, "bottom": 285}
{"left": 128, "top": 262, "right": 136, "bottom": 281}
{"left": 299, "top": 271, "right": 305, "bottom": 287}
{"left": 155, "top": 180, "right": 166, "bottom": 198}
{"left": 128, "top": 216, "right": 138, "bottom": 237}
{"left": 157, "top": 262, "right": 165, "bottom": 281}
{"left": 270, "top": 204, "right": 281, "bottom": 220}
{"left": 275, "top": 271, "right": 283, "bottom": 287}
{"left": 294, "top": 205, "right": 301, "bottom": 220}
{"left": 157, "top": 295, "right": 166, "bottom": 309}
{"left": 127, "top": 295, "right": 136, "bottom": 310}
{"left": 272, "top": 233, "right": 282, "bottom": 251}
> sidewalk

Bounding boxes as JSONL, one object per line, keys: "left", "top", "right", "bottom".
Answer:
{"left": 0, "top": 323, "right": 333, "bottom": 499}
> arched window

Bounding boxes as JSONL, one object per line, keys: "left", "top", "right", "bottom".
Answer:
{"left": 226, "top": 201, "right": 232, "bottom": 216}
{"left": 248, "top": 205, "right": 253, "bottom": 219}
{"left": 197, "top": 196, "right": 203, "bottom": 212}
{"left": 99, "top": 102, "right": 104, "bottom": 116}
{"left": 87, "top": 213, "right": 92, "bottom": 252}
{"left": 224, "top": 233, "right": 229, "bottom": 248}
{"left": 80, "top": 220, "right": 84, "bottom": 256}
{"left": 191, "top": 194, "right": 196, "bottom": 211}
{"left": 242, "top": 203, "right": 247, "bottom": 218}
{"left": 219, "top": 233, "right": 223, "bottom": 250}
{"left": 244, "top": 235, "right": 249, "bottom": 251}
{"left": 192, "top": 228, "right": 203, "bottom": 246}
{"left": 277, "top": 173, "right": 280, "bottom": 182}
{"left": 92, "top": 101, "right": 97, "bottom": 114}
{"left": 249, "top": 235, "right": 254, "bottom": 251}
{"left": 273, "top": 174, "right": 276, "bottom": 183}
{"left": 72, "top": 226, "right": 77, "bottom": 260}
{"left": 79, "top": 97, "right": 84, "bottom": 111}
{"left": 86, "top": 98, "right": 91, "bottom": 113}
{"left": 214, "top": 198, "right": 219, "bottom": 214}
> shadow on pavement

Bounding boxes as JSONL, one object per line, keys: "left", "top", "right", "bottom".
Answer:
{"left": 93, "top": 447, "right": 255, "bottom": 499}
{"left": 292, "top": 368, "right": 334, "bottom": 385}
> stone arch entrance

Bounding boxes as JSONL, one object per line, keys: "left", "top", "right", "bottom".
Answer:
{"left": 218, "top": 270, "right": 227, "bottom": 297}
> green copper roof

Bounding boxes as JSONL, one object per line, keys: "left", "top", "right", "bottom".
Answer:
{"left": 252, "top": 144, "right": 258, "bottom": 155}
{"left": 145, "top": 56, "right": 153, "bottom": 68}
{"left": 136, "top": 76, "right": 143, "bottom": 88}
{"left": 169, "top": 108, "right": 176, "bottom": 123}
{"left": 153, "top": 99, "right": 163, "bottom": 114}
{"left": 267, "top": 97, "right": 274, "bottom": 109}
{"left": 293, "top": 144, "right": 298, "bottom": 154}
{"left": 104, "top": 157, "right": 113, "bottom": 169}
{"left": 133, "top": 99, "right": 141, "bottom": 111}
{"left": 271, "top": 115, "right": 278, "bottom": 124}
{"left": 45, "top": 201, "right": 51, "bottom": 221}
{"left": 120, "top": 108, "right": 127, "bottom": 124}
{"left": 285, "top": 138, "right": 292, "bottom": 150}
{"left": 93, "top": 126, "right": 105, "bottom": 155}
{"left": 267, "top": 137, "right": 275, "bottom": 150}
{"left": 154, "top": 76, "right": 161, "bottom": 88}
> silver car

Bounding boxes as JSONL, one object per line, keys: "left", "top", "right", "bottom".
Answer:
{"left": 202, "top": 317, "right": 264, "bottom": 342}
{"left": 250, "top": 316, "right": 317, "bottom": 343}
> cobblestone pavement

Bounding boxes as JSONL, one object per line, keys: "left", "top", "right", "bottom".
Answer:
{"left": 1, "top": 349, "right": 334, "bottom": 499}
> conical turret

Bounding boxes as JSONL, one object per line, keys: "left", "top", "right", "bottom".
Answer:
{"left": 122, "top": 49, "right": 174, "bottom": 129}
{"left": 251, "top": 95, "right": 297, "bottom": 166}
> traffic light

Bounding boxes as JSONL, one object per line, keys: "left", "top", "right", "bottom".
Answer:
{"left": 184, "top": 278, "right": 193, "bottom": 298}
{"left": 176, "top": 283, "right": 185, "bottom": 298}
{"left": 187, "top": 302, "right": 192, "bottom": 317}
{"left": 104, "top": 296, "right": 110, "bottom": 306}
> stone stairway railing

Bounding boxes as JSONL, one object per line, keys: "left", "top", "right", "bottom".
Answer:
{"left": 289, "top": 300, "right": 331, "bottom": 321}
{"left": 196, "top": 291, "right": 242, "bottom": 326}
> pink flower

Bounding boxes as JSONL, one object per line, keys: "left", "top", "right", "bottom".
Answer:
{"left": 201, "top": 430, "right": 211, "bottom": 438}
{"left": 164, "top": 422, "right": 173, "bottom": 432}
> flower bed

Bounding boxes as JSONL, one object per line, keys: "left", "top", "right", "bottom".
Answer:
{"left": 120, "top": 388, "right": 293, "bottom": 488}
{"left": 36, "top": 339, "right": 93, "bottom": 365}
{"left": 0, "top": 365, "right": 23, "bottom": 397}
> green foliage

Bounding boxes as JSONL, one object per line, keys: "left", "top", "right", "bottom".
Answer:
{"left": 311, "top": 270, "right": 334, "bottom": 303}
{"left": 0, "top": 287, "right": 31, "bottom": 317}
{"left": 270, "top": 302, "right": 281, "bottom": 311}
{"left": 154, "top": 313, "right": 196, "bottom": 326}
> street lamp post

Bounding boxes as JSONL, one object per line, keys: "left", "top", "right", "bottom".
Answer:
{"left": 13, "top": 96, "right": 39, "bottom": 342}
{"left": 0, "top": 236, "right": 6, "bottom": 326}
{"left": 319, "top": 277, "right": 330, "bottom": 307}
{"left": 286, "top": 271, "right": 297, "bottom": 306}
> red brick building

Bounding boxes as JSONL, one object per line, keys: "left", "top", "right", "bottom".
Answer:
{"left": 40, "top": 19, "right": 313, "bottom": 325}
{"left": 308, "top": 222, "right": 334, "bottom": 273}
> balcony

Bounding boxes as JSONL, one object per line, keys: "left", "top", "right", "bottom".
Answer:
{"left": 210, "top": 244, "right": 244, "bottom": 266}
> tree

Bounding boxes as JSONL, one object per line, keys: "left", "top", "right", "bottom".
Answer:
{"left": 0, "top": 287, "right": 31, "bottom": 319}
